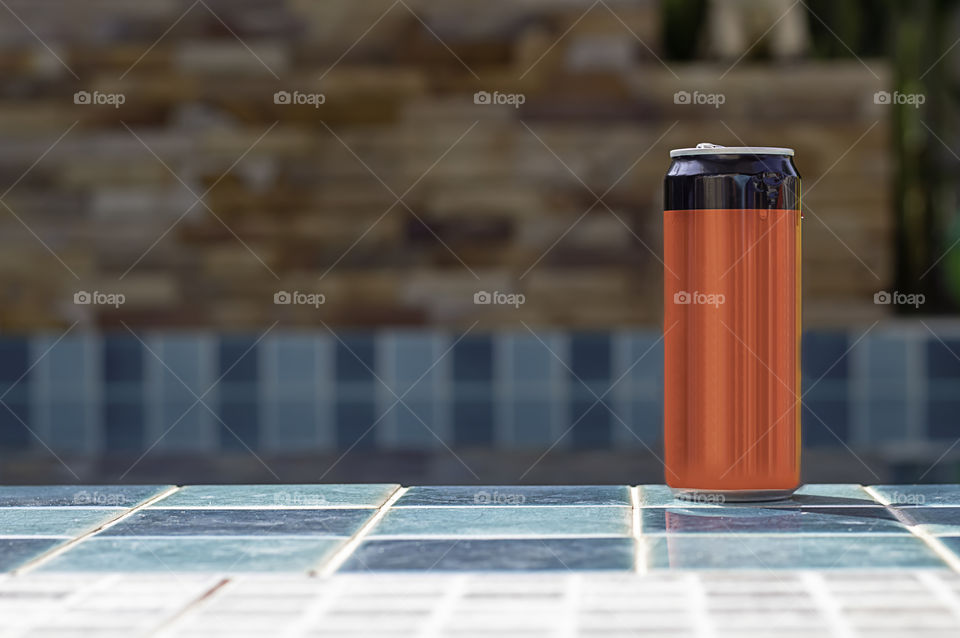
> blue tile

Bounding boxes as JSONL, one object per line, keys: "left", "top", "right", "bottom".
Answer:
{"left": 396, "top": 486, "right": 631, "bottom": 507}
{"left": 894, "top": 507, "right": 960, "bottom": 535}
{"left": 370, "top": 506, "right": 630, "bottom": 538}
{"left": 871, "top": 485, "right": 960, "bottom": 507}
{"left": 105, "top": 399, "right": 143, "bottom": 452}
{"left": 570, "top": 400, "right": 611, "bottom": 448}
{"left": 0, "top": 338, "right": 29, "bottom": 382}
{"left": 927, "top": 339, "right": 960, "bottom": 378}
{"left": 453, "top": 336, "right": 492, "bottom": 382}
{"left": 335, "top": 336, "right": 376, "bottom": 383}
{"left": 511, "top": 401, "right": 553, "bottom": 446}
{"left": 155, "top": 484, "right": 397, "bottom": 508}
{"left": 0, "top": 400, "right": 30, "bottom": 449}
{"left": 46, "top": 338, "right": 86, "bottom": 385}
{"left": 0, "top": 486, "right": 168, "bottom": 507}
{"left": 40, "top": 537, "right": 342, "bottom": 572}
{"left": 219, "top": 336, "right": 259, "bottom": 383}
{"left": 646, "top": 534, "right": 946, "bottom": 569}
{"left": 103, "top": 335, "right": 143, "bottom": 382}
{"left": 391, "top": 334, "right": 440, "bottom": 390}
{"left": 219, "top": 400, "right": 259, "bottom": 450}
{"left": 336, "top": 400, "right": 377, "bottom": 449}
{"left": 927, "top": 396, "right": 960, "bottom": 440}
{"left": 802, "top": 332, "right": 849, "bottom": 381}
{"left": 155, "top": 485, "right": 397, "bottom": 508}
{"left": 865, "top": 398, "right": 909, "bottom": 442}
{"left": 0, "top": 509, "right": 122, "bottom": 536}
{"left": 273, "top": 336, "right": 316, "bottom": 384}
{"left": 802, "top": 399, "right": 849, "bottom": 446}
{"left": 341, "top": 538, "right": 634, "bottom": 571}
{"left": 272, "top": 400, "right": 318, "bottom": 448}
{"left": 570, "top": 333, "right": 611, "bottom": 382}
{"left": 0, "top": 538, "right": 62, "bottom": 572}
{"left": 102, "top": 509, "right": 373, "bottom": 537}
{"left": 865, "top": 335, "right": 907, "bottom": 381}
{"left": 394, "top": 400, "right": 437, "bottom": 447}
{"left": 510, "top": 335, "right": 556, "bottom": 382}
{"left": 622, "top": 334, "right": 664, "bottom": 383}
{"left": 641, "top": 507, "right": 906, "bottom": 535}
{"left": 48, "top": 401, "right": 90, "bottom": 451}
{"left": 454, "top": 395, "right": 493, "bottom": 446}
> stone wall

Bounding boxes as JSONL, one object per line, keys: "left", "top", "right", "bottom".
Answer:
{"left": 0, "top": 0, "right": 892, "bottom": 331}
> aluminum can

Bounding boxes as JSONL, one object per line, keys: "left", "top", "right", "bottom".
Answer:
{"left": 663, "top": 143, "right": 801, "bottom": 502}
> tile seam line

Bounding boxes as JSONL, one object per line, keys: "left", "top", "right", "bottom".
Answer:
{"left": 147, "top": 576, "right": 232, "bottom": 638}
{"left": 863, "top": 485, "right": 960, "bottom": 573}
{"left": 10, "top": 485, "right": 183, "bottom": 576}
{"left": 312, "top": 485, "right": 408, "bottom": 577}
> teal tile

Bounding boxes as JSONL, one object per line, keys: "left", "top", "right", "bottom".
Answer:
{"left": 638, "top": 484, "right": 878, "bottom": 508}
{"left": 871, "top": 485, "right": 960, "bottom": 507}
{"left": 0, "top": 486, "right": 169, "bottom": 507}
{"left": 102, "top": 509, "right": 372, "bottom": 537}
{"left": 396, "top": 486, "right": 630, "bottom": 507}
{"left": 39, "top": 537, "right": 343, "bottom": 572}
{"left": 342, "top": 538, "right": 634, "bottom": 572}
{"left": 642, "top": 507, "right": 908, "bottom": 535}
{"left": 0, "top": 509, "right": 122, "bottom": 537}
{"left": 0, "top": 538, "right": 62, "bottom": 571}
{"left": 152, "top": 484, "right": 398, "bottom": 508}
{"left": 370, "top": 506, "right": 631, "bottom": 538}
{"left": 645, "top": 534, "right": 946, "bottom": 569}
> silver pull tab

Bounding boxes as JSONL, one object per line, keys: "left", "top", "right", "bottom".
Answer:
{"left": 695, "top": 142, "right": 724, "bottom": 149}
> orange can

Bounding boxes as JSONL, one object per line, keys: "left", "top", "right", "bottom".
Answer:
{"left": 663, "top": 143, "right": 801, "bottom": 501}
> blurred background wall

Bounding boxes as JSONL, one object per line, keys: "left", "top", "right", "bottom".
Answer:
{"left": 0, "top": 0, "right": 957, "bottom": 486}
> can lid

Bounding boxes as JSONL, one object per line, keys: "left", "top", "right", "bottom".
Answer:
{"left": 669, "top": 142, "right": 794, "bottom": 158}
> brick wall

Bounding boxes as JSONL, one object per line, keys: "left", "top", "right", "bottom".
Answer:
{"left": 0, "top": 0, "right": 892, "bottom": 331}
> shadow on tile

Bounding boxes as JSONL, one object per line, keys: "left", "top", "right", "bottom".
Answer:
{"left": 638, "top": 485, "right": 881, "bottom": 509}
{"left": 341, "top": 538, "right": 635, "bottom": 571}
{"left": 892, "top": 507, "right": 960, "bottom": 535}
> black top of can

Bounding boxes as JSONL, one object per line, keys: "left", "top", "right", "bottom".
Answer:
{"left": 670, "top": 142, "right": 794, "bottom": 158}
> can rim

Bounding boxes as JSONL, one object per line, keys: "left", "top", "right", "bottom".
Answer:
{"left": 670, "top": 145, "right": 795, "bottom": 158}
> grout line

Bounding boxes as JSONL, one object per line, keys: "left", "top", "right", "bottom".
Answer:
{"left": 150, "top": 576, "right": 232, "bottom": 638}
{"left": 864, "top": 486, "right": 960, "bottom": 572}
{"left": 11, "top": 485, "right": 182, "bottom": 576}
{"left": 630, "top": 485, "right": 645, "bottom": 574}
{"left": 313, "top": 485, "right": 407, "bottom": 577}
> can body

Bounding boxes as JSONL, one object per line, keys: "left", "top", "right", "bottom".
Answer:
{"left": 663, "top": 150, "right": 801, "bottom": 500}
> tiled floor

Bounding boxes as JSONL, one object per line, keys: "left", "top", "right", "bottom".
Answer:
{"left": 1, "top": 484, "right": 960, "bottom": 635}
